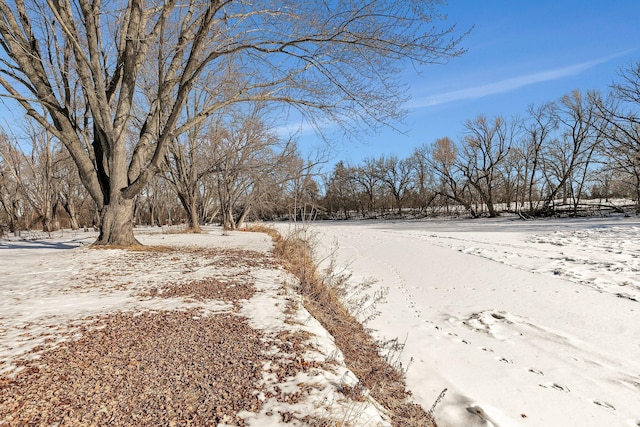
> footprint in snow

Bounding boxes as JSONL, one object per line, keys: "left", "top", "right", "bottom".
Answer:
{"left": 480, "top": 347, "right": 494, "bottom": 353}
{"left": 528, "top": 368, "right": 544, "bottom": 376}
{"left": 539, "top": 382, "right": 570, "bottom": 392}
{"left": 497, "top": 357, "right": 513, "bottom": 364}
{"left": 592, "top": 400, "right": 615, "bottom": 411}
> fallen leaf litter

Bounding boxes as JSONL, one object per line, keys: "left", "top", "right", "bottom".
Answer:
{"left": 0, "top": 244, "right": 342, "bottom": 426}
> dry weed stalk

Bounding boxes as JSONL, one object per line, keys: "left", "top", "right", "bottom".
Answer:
{"left": 249, "top": 224, "right": 437, "bottom": 427}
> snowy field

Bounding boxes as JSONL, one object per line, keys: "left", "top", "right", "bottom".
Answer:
{"left": 302, "top": 215, "right": 640, "bottom": 427}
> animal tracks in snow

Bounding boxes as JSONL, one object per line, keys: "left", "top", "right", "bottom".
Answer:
{"left": 319, "top": 222, "right": 640, "bottom": 425}
{"left": 446, "top": 308, "right": 626, "bottom": 413}
{"left": 378, "top": 258, "right": 430, "bottom": 323}
{"left": 456, "top": 309, "right": 522, "bottom": 341}
{"left": 423, "top": 226, "right": 640, "bottom": 302}
{"left": 497, "top": 357, "right": 513, "bottom": 364}
{"left": 591, "top": 400, "right": 616, "bottom": 411}
{"left": 409, "top": 283, "right": 637, "bottom": 425}
{"left": 528, "top": 368, "right": 544, "bottom": 376}
{"left": 539, "top": 382, "right": 571, "bottom": 393}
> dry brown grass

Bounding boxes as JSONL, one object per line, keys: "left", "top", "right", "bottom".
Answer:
{"left": 249, "top": 224, "right": 437, "bottom": 427}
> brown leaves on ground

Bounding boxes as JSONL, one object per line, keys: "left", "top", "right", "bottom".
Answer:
{"left": 0, "top": 242, "right": 352, "bottom": 427}
{"left": 144, "top": 277, "right": 256, "bottom": 303}
{"left": 0, "top": 310, "right": 266, "bottom": 426}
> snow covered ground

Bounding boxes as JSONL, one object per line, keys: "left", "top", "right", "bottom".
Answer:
{"left": 3, "top": 217, "right": 639, "bottom": 426}
{"left": 303, "top": 215, "right": 640, "bottom": 427}
{"left": 0, "top": 227, "right": 389, "bottom": 426}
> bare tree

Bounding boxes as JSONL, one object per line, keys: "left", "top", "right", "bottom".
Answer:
{"left": 164, "top": 104, "right": 301, "bottom": 231}
{"left": 612, "top": 61, "right": 640, "bottom": 105}
{"left": 249, "top": 149, "right": 311, "bottom": 222}
{"left": 352, "top": 158, "right": 382, "bottom": 216}
{"left": 375, "top": 154, "right": 413, "bottom": 214}
{"left": 540, "top": 90, "right": 603, "bottom": 214}
{"left": 285, "top": 159, "right": 321, "bottom": 223}
{"left": 0, "top": 124, "right": 62, "bottom": 231}
{"left": 458, "top": 115, "right": 515, "bottom": 217}
{"left": 160, "top": 74, "right": 229, "bottom": 232}
{"left": 519, "top": 103, "right": 557, "bottom": 213}
{"left": 419, "top": 137, "right": 474, "bottom": 215}
{"left": 323, "top": 161, "right": 359, "bottom": 218}
{"left": 211, "top": 109, "right": 297, "bottom": 230}
{"left": 55, "top": 150, "right": 89, "bottom": 230}
{"left": 499, "top": 143, "right": 522, "bottom": 212}
{"left": 0, "top": 0, "right": 465, "bottom": 245}
{"left": 409, "top": 145, "right": 438, "bottom": 212}
{"left": 593, "top": 63, "right": 640, "bottom": 212}
{"left": 162, "top": 112, "right": 214, "bottom": 233}
{"left": 135, "top": 175, "right": 180, "bottom": 227}
{"left": 0, "top": 133, "right": 22, "bottom": 232}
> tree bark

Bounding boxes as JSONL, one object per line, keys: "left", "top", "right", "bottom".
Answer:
{"left": 94, "top": 198, "right": 140, "bottom": 246}
{"left": 60, "top": 196, "right": 80, "bottom": 230}
{"left": 222, "top": 203, "right": 235, "bottom": 230}
{"left": 187, "top": 197, "right": 201, "bottom": 233}
{"left": 236, "top": 204, "right": 251, "bottom": 229}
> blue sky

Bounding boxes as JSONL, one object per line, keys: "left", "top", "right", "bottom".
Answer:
{"left": 295, "top": 1, "right": 640, "bottom": 170}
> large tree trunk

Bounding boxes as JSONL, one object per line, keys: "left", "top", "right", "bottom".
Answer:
{"left": 187, "top": 197, "right": 201, "bottom": 233}
{"left": 176, "top": 191, "right": 202, "bottom": 232}
{"left": 485, "top": 188, "right": 498, "bottom": 217}
{"left": 222, "top": 204, "right": 236, "bottom": 230}
{"left": 41, "top": 214, "right": 53, "bottom": 233}
{"left": 94, "top": 198, "right": 140, "bottom": 246}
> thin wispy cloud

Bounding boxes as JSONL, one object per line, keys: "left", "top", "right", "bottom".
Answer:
{"left": 273, "top": 120, "right": 317, "bottom": 137}
{"left": 409, "top": 51, "right": 632, "bottom": 109}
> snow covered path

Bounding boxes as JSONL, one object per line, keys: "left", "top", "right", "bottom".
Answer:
{"left": 306, "top": 217, "right": 640, "bottom": 427}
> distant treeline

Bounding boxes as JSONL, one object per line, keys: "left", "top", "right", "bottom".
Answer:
{"left": 2, "top": 63, "right": 640, "bottom": 235}
{"left": 320, "top": 65, "right": 640, "bottom": 219}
